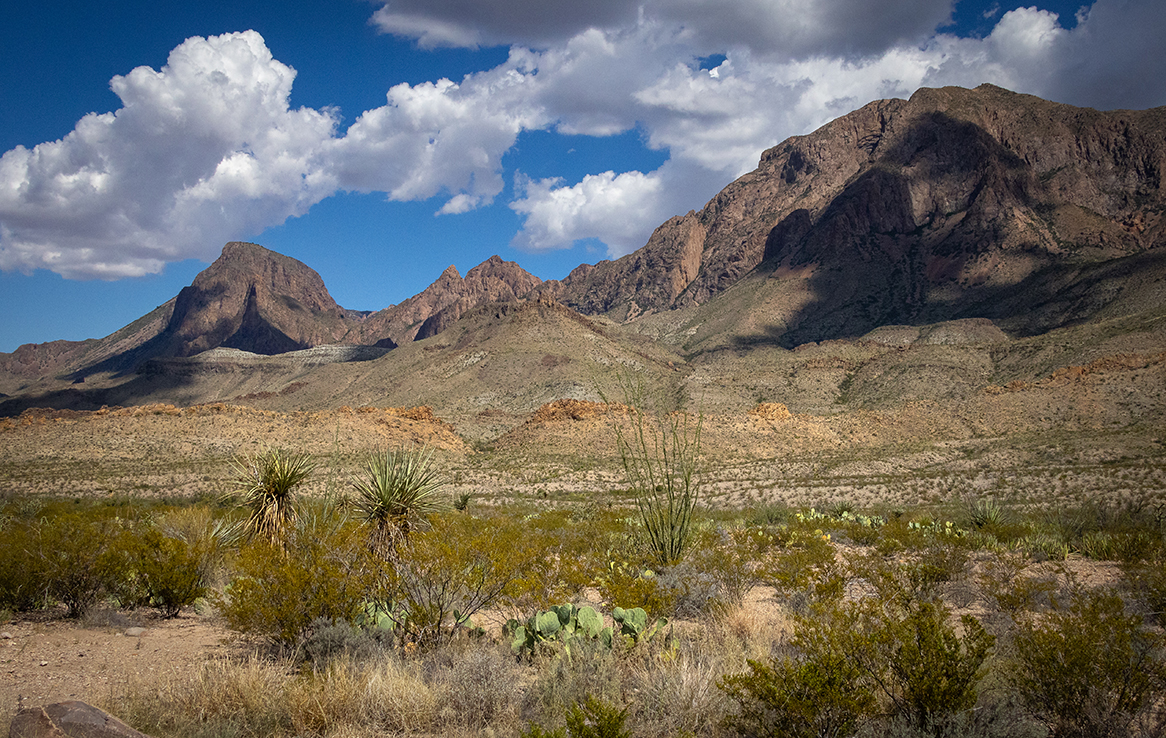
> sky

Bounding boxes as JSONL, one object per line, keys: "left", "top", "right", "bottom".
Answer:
{"left": 2, "top": 0, "right": 1165, "bottom": 352}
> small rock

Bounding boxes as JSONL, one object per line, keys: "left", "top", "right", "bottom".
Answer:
{"left": 39, "top": 661, "right": 48, "bottom": 667}
{"left": 123, "top": 627, "right": 146, "bottom": 638}
{"left": 1, "top": 632, "right": 12, "bottom": 639}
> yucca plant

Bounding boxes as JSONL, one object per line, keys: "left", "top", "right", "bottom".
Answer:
{"left": 966, "top": 498, "right": 1010, "bottom": 530}
{"left": 350, "top": 446, "right": 448, "bottom": 555}
{"left": 230, "top": 448, "right": 316, "bottom": 548}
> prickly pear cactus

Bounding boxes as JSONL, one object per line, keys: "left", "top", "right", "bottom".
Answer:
{"left": 576, "top": 606, "right": 604, "bottom": 637}
{"left": 505, "top": 603, "right": 660, "bottom": 658}
{"left": 612, "top": 606, "right": 668, "bottom": 644}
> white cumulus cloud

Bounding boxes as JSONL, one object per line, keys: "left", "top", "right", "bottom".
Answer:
{"left": 2, "top": 0, "right": 1164, "bottom": 278}
{"left": 0, "top": 31, "right": 338, "bottom": 279}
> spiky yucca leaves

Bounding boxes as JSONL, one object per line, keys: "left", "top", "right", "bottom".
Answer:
{"left": 350, "top": 446, "right": 448, "bottom": 555}
{"left": 230, "top": 448, "right": 317, "bottom": 548}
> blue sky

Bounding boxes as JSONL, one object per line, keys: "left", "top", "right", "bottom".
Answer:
{"left": 2, "top": 0, "right": 1164, "bottom": 352}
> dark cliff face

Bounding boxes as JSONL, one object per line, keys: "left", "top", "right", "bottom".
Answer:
{"left": 543, "top": 84, "right": 1166, "bottom": 340}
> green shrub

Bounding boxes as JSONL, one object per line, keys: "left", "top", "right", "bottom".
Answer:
{"left": 725, "top": 555, "right": 994, "bottom": 738}
{"left": 744, "top": 501, "right": 791, "bottom": 527}
{"left": 1011, "top": 586, "right": 1166, "bottom": 738}
{"left": 719, "top": 599, "right": 877, "bottom": 738}
{"left": 594, "top": 557, "right": 675, "bottom": 617}
{"left": 766, "top": 530, "right": 844, "bottom": 609}
{"left": 387, "top": 513, "right": 535, "bottom": 649}
{"left": 720, "top": 652, "right": 875, "bottom": 738}
{"left": 876, "top": 601, "right": 995, "bottom": 734}
{"left": 1041, "top": 502, "right": 1164, "bottom": 564}
{"left": 522, "top": 695, "right": 632, "bottom": 738}
{"left": 1125, "top": 559, "right": 1166, "bottom": 626}
{"left": 120, "top": 527, "right": 215, "bottom": 618}
{"left": 38, "top": 512, "right": 125, "bottom": 618}
{"left": 216, "top": 504, "right": 380, "bottom": 645}
{"left": 901, "top": 543, "right": 971, "bottom": 596}
{"left": 961, "top": 498, "right": 1029, "bottom": 546}
{"left": 564, "top": 696, "right": 632, "bottom": 738}
{"left": 0, "top": 519, "right": 48, "bottom": 612}
{"left": 498, "top": 511, "right": 609, "bottom": 612}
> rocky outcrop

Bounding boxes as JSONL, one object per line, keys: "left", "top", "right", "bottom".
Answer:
{"left": 162, "top": 241, "right": 353, "bottom": 357}
{"left": 544, "top": 84, "right": 1166, "bottom": 339}
{"left": 537, "top": 215, "right": 707, "bottom": 321}
{"left": 350, "top": 255, "right": 542, "bottom": 346}
{"left": 9, "top": 701, "right": 153, "bottom": 738}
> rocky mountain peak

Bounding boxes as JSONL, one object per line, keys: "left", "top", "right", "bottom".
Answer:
{"left": 345, "top": 255, "right": 542, "bottom": 347}
{"left": 163, "top": 242, "right": 352, "bottom": 357}
{"left": 546, "top": 84, "right": 1166, "bottom": 345}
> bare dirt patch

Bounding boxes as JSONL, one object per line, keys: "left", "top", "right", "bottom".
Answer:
{"left": 0, "top": 610, "right": 239, "bottom": 728}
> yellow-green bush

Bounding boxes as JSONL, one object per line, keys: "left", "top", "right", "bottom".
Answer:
{"left": 1011, "top": 586, "right": 1166, "bottom": 738}
{"left": 216, "top": 505, "right": 381, "bottom": 645}
{"left": 38, "top": 512, "right": 127, "bottom": 618}
{"left": 387, "top": 512, "right": 541, "bottom": 647}
{"left": 0, "top": 517, "right": 48, "bottom": 612}
{"left": 118, "top": 527, "right": 216, "bottom": 618}
{"left": 766, "top": 529, "right": 843, "bottom": 608}
{"left": 719, "top": 600, "right": 876, "bottom": 738}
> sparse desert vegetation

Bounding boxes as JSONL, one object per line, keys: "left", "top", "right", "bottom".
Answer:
{"left": 3, "top": 420, "right": 1166, "bottom": 737}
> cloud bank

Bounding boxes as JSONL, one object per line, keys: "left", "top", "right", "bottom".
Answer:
{"left": 2, "top": 0, "right": 1164, "bottom": 279}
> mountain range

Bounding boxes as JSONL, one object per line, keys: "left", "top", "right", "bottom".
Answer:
{"left": 2, "top": 83, "right": 1164, "bottom": 449}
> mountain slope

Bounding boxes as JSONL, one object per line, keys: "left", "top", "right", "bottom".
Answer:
{"left": 257, "top": 295, "right": 686, "bottom": 420}
{"left": 543, "top": 84, "right": 1166, "bottom": 347}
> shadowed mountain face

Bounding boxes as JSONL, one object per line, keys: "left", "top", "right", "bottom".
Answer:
{"left": 542, "top": 84, "right": 1166, "bottom": 345}
{"left": 55, "top": 242, "right": 357, "bottom": 379}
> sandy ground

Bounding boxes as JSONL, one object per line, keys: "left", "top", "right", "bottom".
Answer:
{"left": 0, "top": 609, "right": 237, "bottom": 728}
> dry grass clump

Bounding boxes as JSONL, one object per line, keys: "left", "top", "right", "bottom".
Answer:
{"left": 110, "top": 655, "right": 445, "bottom": 738}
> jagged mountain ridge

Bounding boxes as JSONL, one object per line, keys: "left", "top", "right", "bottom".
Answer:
{"left": 539, "top": 84, "right": 1166, "bottom": 345}
{"left": 0, "top": 245, "right": 543, "bottom": 389}
{"left": 2, "top": 84, "right": 1165, "bottom": 415}
{"left": 343, "top": 255, "right": 543, "bottom": 347}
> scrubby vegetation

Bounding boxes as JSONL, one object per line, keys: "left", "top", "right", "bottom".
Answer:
{"left": 3, "top": 445, "right": 1166, "bottom": 737}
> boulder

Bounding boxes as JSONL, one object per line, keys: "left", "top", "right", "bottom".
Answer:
{"left": 9, "top": 701, "right": 152, "bottom": 738}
